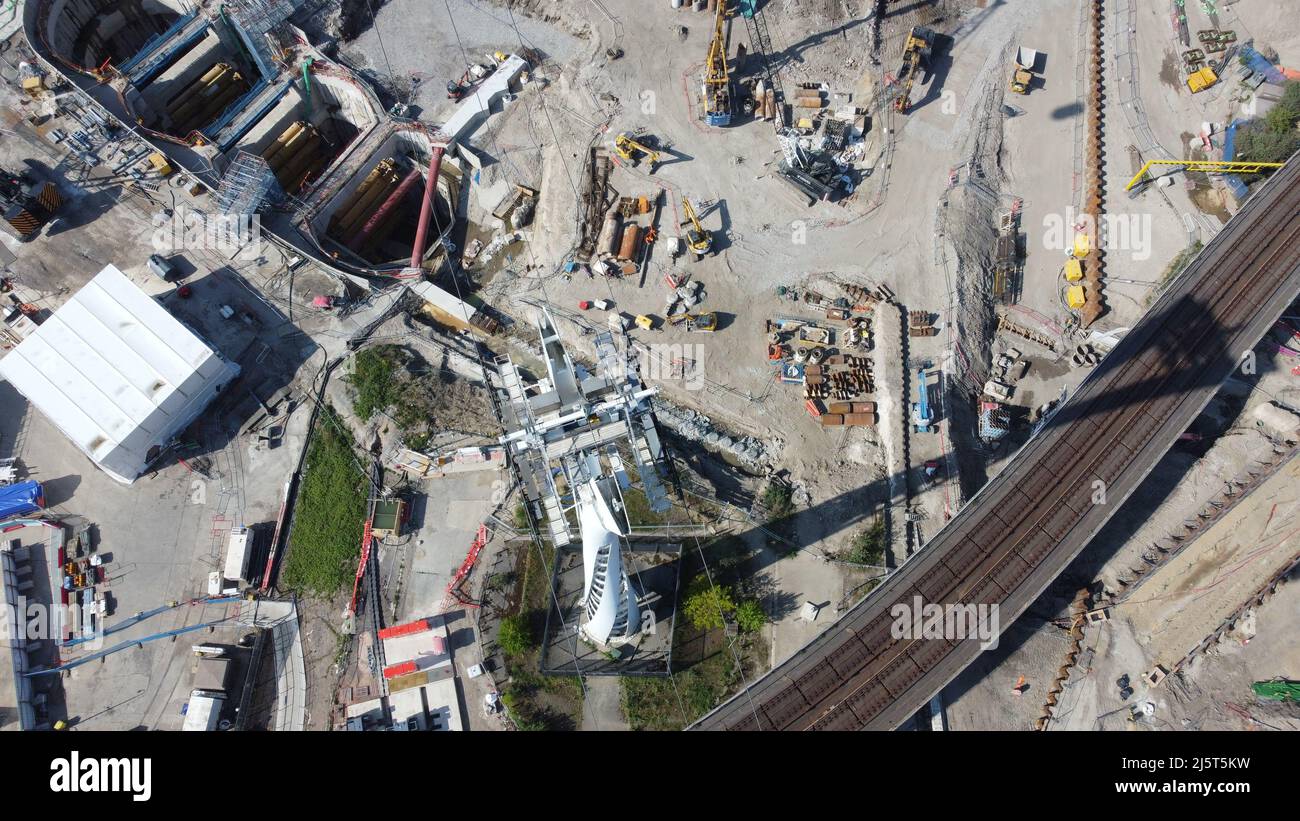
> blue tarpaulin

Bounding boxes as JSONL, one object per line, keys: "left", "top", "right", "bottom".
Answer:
{"left": 0, "top": 481, "right": 44, "bottom": 520}
{"left": 1221, "top": 118, "right": 1251, "bottom": 202}
{"left": 1238, "top": 45, "right": 1286, "bottom": 86}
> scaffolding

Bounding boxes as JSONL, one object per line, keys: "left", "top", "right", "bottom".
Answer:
{"left": 227, "top": 0, "right": 301, "bottom": 81}
{"left": 215, "top": 151, "right": 281, "bottom": 215}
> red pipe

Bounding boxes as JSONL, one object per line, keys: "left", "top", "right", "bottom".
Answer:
{"left": 347, "top": 167, "right": 421, "bottom": 252}
{"left": 409, "top": 145, "right": 446, "bottom": 268}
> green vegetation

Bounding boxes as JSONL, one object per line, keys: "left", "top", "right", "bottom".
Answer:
{"left": 620, "top": 486, "right": 664, "bottom": 527}
{"left": 734, "top": 599, "right": 768, "bottom": 633}
{"left": 1235, "top": 80, "right": 1300, "bottom": 171}
{"left": 497, "top": 542, "right": 584, "bottom": 731}
{"left": 845, "top": 518, "right": 887, "bottom": 566}
{"left": 621, "top": 651, "right": 743, "bottom": 731}
{"left": 347, "top": 346, "right": 406, "bottom": 421}
{"left": 682, "top": 576, "right": 736, "bottom": 631}
{"left": 498, "top": 613, "right": 535, "bottom": 657}
{"left": 760, "top": 480, "right": 794, "bottom": 520}
{"left": 282, "top": 407, "right": 367, "bottom": 596}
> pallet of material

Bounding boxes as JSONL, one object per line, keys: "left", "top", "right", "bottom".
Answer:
{"left": 909, "top": 326, "right": 939, "bottom": 337}
{"left": 820, "top": 413, "right": 845, "bottom": 426}
{"left": 844, "top": 412, "right": 876, "bottom": 426}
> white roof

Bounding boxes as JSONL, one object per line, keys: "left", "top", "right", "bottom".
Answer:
{"left": 182, "top": 692, "right": 225, "bottom": 731}
{"left": 0, "top": 265, "right": 239, "bottom": 483}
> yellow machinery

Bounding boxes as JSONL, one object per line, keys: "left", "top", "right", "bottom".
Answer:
{"left": 1010, "top": 67, "right": 1033, "bottom": 94}
{"left": 613, "top": 133, "right": 660, "bottom": 172}
{"left": 635, "top": 314, "right": 655, "bottom": 331}
{"left": 1187, "top": 66, "right": 1217, "bottom": 93}
{"left": 668, "top": 311, "right": 718, "bottom": 332}
{"left": 1009, "top": 46, "right": 1039, "bottom": 94}
{"left": 1063, "top": 258, "right": 1084, "bottom": 282}
{"left": 894, "top": 27, "right": 935, "bottom": 113}
{"left": 702, "top": 1, "right": 732, "bottom": 126}
{"left": 1066, "top": 285, "right": 1087, "bottom": 310}
{"left": 1125, "top": 158, "right": 1285, "bottom": 191}
{"left": 681, "top": 197, "right": 712, "bottom": 257}
{"left": 148, "top": 153, "right": 174, "bottom": 177}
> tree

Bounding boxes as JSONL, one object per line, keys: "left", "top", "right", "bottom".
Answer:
{"left": 735, "top": 599, "right": 768, "bottom": 633}
{"left": 683, "top": 578, "right": 736, "bottom": 631}
{"left": 498, "top": 614, "right": 534, "bottom": 657}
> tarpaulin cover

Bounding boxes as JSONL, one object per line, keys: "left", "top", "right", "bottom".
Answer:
{"left": 0, "top": 480, "right": 44, "bottom": 520}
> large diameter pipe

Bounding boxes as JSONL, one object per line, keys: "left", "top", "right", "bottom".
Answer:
{"left": 409, "top": 145, "right": 446, "bottom": 268}
{"left": 348, "top": 167, "right": 422, "bottom": 252}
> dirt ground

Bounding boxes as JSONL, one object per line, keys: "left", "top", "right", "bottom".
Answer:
{"left": 391, "top": 0, "right": 1300, "bottom": 696}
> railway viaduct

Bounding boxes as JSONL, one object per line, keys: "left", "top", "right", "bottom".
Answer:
{"left": 691, "top": 155, "right": 1300, "bottom": 731}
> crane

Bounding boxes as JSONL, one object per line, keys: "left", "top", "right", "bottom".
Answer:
{"left": 893, "top": 27, "right": 935, "bottom": 113}
{"left": 681, "top": 197, "right": 713, "bottom": 258}
{"left": 702, "top": 0, "right": 732, "bottom": 126}
{"left": 613, "top": 132, "right": 661, "bottom": 172}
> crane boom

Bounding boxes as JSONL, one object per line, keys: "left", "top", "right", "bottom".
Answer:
{"left": 703, "top": 1, "right": 732, "bottom": 126}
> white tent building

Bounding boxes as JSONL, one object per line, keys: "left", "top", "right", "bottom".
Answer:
{"left": 0, "top": 265, "right": 240, "bottom": 484}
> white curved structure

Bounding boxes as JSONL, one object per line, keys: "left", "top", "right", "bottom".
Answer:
{"left": 577, "top": 479, "right": 639, "bottom": 646}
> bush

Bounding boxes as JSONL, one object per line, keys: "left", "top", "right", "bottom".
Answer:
{"left": 735, "top": 599, "right": 768, "bottom": 633}
{"left": 498, "top": 614, "right": 535, "bottom": 657}
{"left": 682, "top": 577, "right": 736, "bottom": 631}
{"left": 846, "top": 519, "right": 886, "bottom": 566}
{"left": 760, "top": 480, "right": 794, "bottom": 520}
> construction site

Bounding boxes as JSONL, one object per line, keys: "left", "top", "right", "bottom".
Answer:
{"left": 1, "top": 0, "right": 1299, "bottom": 736}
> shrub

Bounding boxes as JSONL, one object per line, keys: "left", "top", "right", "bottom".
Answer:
{"left": 735, "top": 599, "right": 768, "bottom": 633}
{"left": 498, "top": 614, "right": 535, "bottom": 657}
{"left": 682, "top": 577, "right": 736, "bottom": 631}
{"left": 846, "top": 519, "right": 887, "bottom": 566}
{"left": 760, "top": 480, "right": 794, "bottom": 520}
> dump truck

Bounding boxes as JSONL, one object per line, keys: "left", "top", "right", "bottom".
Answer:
{"left": 1010, "top": 46, "right": 1040, "bottom": 94}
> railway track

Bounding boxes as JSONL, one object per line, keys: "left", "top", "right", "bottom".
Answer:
{"left": 691, "top": 155, "right": 1300, "bottom": 731}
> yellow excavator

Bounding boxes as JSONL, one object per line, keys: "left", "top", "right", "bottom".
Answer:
{"left": 668, "top": 311, "right": 718, "bottom": 332}
{"left": 613, "top": 132, "right": 661, "bottom": 172}
{"left": 894, "top": 27, "right": 936, "bottom": 113}
{"left": 681, "top": 197, "right": 712, "bottom": 258}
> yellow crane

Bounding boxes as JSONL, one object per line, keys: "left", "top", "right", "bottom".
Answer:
{"left": 893, "top": 27, "right": 935, "bottom": 113}
{"left": 681, "top": 197, "right": 713, "bottom": 258}
{"left": 702, "top": 1, "right": 732, "bottom": 126}
{"left": 1125, "top": 159, "right": 1285, "bottom": 191}
{"left": 613, "top": 133, "right": 661, "bottom": 172}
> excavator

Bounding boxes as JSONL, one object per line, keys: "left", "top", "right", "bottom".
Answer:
{"left": 613, "top": 132, "right": 661, "bottom": 172}
{"left": 667, "top": 311, "right": 718, "bottom": 332}
{"left": 681, "top": 197, "right": 713, "bottom": 258}
{"left": 893, "top": 27, "right": 936, "bottom": 113}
